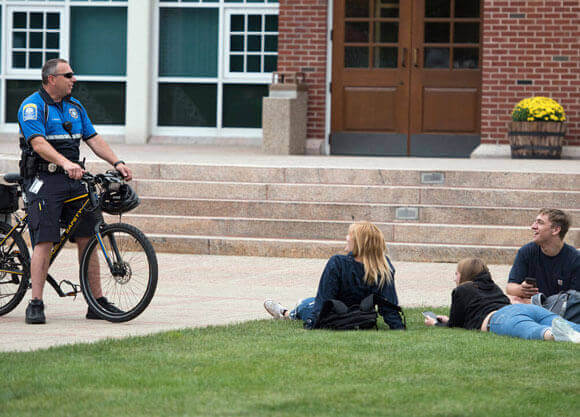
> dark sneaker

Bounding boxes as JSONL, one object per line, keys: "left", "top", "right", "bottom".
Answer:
{"left": 86, "top": 297, "right": 124, "bottom": 320}
{"left": 25, "top": 299, "right": 46, "bottom": 324}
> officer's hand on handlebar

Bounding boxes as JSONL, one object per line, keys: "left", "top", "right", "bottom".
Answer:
{"left": 115, "top": 163, "right": 132, "bottom": 181}
{"left": 63, "top": 161, "right": 85, "bottom": 180}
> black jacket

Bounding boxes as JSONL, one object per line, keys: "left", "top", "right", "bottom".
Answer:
{"left": 448, "top": 271, "right": 510, "bottom": 330}
{"left": 305, "top": 253, "right": 404, "bottom": 330}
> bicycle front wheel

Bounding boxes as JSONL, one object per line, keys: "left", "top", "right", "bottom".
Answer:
{"left": 80, "top": 223, "right": 158, "bottom": 322}
{"left": 0, "top": 221, "right": 30, "bottom": 316}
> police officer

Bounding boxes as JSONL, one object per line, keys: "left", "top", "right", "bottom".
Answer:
{"left": 18, "top": 58, "right": 133, "bottom": 324}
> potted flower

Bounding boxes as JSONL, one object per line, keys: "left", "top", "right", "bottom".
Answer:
{"left": 508, "top": 97, "right": 567, "bottom": 159}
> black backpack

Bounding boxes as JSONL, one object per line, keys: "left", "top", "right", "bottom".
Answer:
{"left": 312, "top": 294, "right": 406, "bottom": 330}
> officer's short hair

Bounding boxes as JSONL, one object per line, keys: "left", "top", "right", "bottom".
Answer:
{"left": 42, "top": 58, "right": 68, "bottom": 84}
{"left": 538, "top": 208, "right": 571, "bottom": 240}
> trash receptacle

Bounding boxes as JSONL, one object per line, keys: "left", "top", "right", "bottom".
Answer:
{"left": 262, "top": 72, "right": 307, "bottom": 155}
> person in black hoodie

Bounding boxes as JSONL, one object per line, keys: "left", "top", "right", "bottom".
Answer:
{"left": 424, "top": 258, "right": 580, "bottom": 342}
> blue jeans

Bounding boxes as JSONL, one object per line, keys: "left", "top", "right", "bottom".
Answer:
{"left": 489, "top": 304, "right": 580, "bottom": 340}
{"left": 289, "top": 297, "right": 315, "bottom": 323}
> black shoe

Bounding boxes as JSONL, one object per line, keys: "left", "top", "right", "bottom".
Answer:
{"left": 86, "top": 297, "right": 124, "bottom": 320}
{"left": 25, "top": 299, "right": 46, "bottom": 324}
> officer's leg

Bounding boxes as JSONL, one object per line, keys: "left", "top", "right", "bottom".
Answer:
{"left": 75, "top": 237, "right": 103, "bottom": 299}
{"left": 30, "top": 241, "right": 52, "bottom": 300}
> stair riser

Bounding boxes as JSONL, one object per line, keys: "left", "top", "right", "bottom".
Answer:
{"left": 3, "top": 158, "right": 579, "bottom": 190}
{"left": 134, "top": 198, "right": 580, "bottom": 226}
{"left": 86, "top": 160, "right": 580, "bottom": 190}
{"left": 147, "top": 236, "right": 518, "bottom": 264}
{"left": 122, "top": 216, "right": 579, "bottom": 247}
{"left": 132, "top": 181, "right": 579, "bottom": 208}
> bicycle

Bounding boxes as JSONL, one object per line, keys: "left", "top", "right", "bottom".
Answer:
{"left": 0, "top": 170, "right": 158, "bottom": 322}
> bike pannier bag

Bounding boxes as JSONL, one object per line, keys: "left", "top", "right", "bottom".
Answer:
{"left": 0, "top": 184, "right": 18, "bottom": 214}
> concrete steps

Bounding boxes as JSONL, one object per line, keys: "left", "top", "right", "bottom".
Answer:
{"left": 106, "top": 164, "right": 579, "bottom": 263}
{"left": 2, "top": 154, "right": 579, "bottom": 263}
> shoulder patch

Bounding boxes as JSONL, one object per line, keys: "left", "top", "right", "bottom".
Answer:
{"left": 22, "top": 103, "right": 38, "bottom": 121}
{"left": 69, "top": 107, "right": 79, "bottom": 119}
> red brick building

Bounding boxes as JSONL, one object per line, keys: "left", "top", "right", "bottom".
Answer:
{"left": 277, "top": 0, "right": 579, "bottom": 157}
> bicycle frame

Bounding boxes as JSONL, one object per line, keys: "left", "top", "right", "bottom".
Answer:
{"left": 0, "top": 175, "right": 124, "bottom": 298}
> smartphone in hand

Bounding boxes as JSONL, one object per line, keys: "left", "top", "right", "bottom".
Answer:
{"left": 422, "top": 311, "right": 446, "bottom": 326}
{"left": 524, "top": 277, "right": 537, "bottom": 287}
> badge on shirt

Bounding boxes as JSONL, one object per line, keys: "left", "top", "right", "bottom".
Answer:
{"left": 23, "top": 103, "right": 37, "bottom": 121}
{"left": 69, "top": 108, "right": 79, "bottom": 119}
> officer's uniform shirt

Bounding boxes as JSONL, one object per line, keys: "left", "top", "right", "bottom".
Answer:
{"left": 18, "top": 87, "right": 97, "bottom": 162}
{"left": 16, "top": 88, "right": 99, "bottom": 245}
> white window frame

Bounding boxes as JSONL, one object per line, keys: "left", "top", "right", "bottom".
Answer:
{"left": 5, "top": 6, "right": 68, "bottom": 76}
{"left": 0, "top": 1, "right": 129, "bottom": 133}
{"left": 153, "top": 0, "right": 279, "bottom": 139}
{"left": 224, "top": 8, "right": 278, "bottom": 81}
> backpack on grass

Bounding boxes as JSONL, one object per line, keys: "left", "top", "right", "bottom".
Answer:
{"left": 313, "top": 294, "right": 406, "bottom": 330}
{"left": 531, "top": 290, "right": 580, "bottom": 324}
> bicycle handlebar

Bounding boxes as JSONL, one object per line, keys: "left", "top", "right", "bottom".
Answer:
{"left": 81, "top": 170, "right": 124, "bottom": 187}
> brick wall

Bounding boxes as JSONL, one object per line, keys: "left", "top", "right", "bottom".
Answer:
{"left": 482, "top": 0, "right": 580, "bottom": 146}
{"left": 278, "top": 0, "right": 328, "bottom": 141}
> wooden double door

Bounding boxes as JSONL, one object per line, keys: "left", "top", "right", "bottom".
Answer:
{"left": 331, "top": 0, "right": 482, "bottom": 157}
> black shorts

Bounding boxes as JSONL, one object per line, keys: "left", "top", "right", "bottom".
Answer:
{"left": 24, "top": 172, "right": 100, "bottom": 246}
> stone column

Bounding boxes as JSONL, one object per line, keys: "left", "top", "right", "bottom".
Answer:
{"left": 124, "top": 0, "right": 154, "bottom": 144}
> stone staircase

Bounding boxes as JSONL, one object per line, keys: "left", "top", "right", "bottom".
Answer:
{"left": 107, "top": 162, "right": 579, "bottom": 264}
{"left": 1, "top": 156, "right": 578, "bottom": 264}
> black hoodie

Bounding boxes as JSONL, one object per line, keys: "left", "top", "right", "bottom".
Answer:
{"left": 448, "top": 271, "right": 511, "bottom": 330}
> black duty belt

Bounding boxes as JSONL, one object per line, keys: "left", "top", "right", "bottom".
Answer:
{"left": 36, "top": 162, "right": 71, "bottom": 174}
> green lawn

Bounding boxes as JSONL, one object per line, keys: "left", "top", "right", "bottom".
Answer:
{"left": 1, "top": 308, "right": 578, "bottom": 417}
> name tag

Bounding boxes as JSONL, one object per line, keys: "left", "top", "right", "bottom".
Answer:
{"left": 29, "top": 178, "right": 44, "bottom": 194}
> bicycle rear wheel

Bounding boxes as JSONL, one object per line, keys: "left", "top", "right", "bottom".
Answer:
{"left": 0, "top": 221, "right": 30, "bottom": 316}
{"left": 79, "top": 223, "right": 158, "bottom": 322}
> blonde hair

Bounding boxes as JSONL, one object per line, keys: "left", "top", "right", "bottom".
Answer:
{"left": 348, "top": 222, "right": 392, "bottom": 287}
{"left": 456, "top": 258, "right": 489, "bottom": 285}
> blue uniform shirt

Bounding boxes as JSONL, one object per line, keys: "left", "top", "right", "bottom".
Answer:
{"left": 18, "top": 88, "right": 97, "bottom": 162}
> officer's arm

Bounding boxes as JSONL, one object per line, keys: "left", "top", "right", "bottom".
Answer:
{"left": 85, "top": 135, "right": 132, "bottom": 181}
{"left": 29, "top": 136, "right": 84, "bottom": 180}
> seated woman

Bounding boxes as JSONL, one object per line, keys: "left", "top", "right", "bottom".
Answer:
{"left": 424, "top": 257, "right": 580, "bottom": 342}
{"left": 264, "top": 221, "right": 404, "bottom": 330}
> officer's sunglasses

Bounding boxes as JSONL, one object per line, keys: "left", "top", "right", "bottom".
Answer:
{"left": 51, "top": 72, "right": 75, "bottom": 79}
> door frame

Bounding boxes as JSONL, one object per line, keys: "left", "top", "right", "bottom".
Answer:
{"left": 326, "top": 0, "right": 483, "bottom": 157}
{"left": 324, "top": 0, "right": 335, "bottom": 155}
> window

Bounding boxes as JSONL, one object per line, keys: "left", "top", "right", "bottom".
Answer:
{"left": 0, "top": 2, "right": 128, "bottom": 127}
{"left": 156, "top": 1, "right": 279, "bottom": 134}
{"left": 225, "top": 10, "right": 278, "bottom": 77}
{"left": 7, "top": 8, "right": 64, "bottom": 73}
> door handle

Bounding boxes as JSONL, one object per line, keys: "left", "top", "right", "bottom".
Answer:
{"left": 402, "top": 48, "right": 407, "bottom": 67}
{"left": 413, "top": 48, "right": 419, "bottom": 67}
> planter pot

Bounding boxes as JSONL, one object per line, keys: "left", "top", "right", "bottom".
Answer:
{"left": 508, "top": 121, "right": 567, "bottom": 159}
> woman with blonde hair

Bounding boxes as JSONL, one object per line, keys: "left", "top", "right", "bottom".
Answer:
{"left": 264, "top": 221, "right": 404, "bottom": 329}
{"left": 424, "top": 257, "right": 580, "bottom": 342}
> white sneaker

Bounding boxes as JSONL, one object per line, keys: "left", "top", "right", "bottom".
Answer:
{"left": 263, "top": 300, "right": 287, "bottom": 319}
{"left": 551, "top": 317, "right": 580, "bottom": 343}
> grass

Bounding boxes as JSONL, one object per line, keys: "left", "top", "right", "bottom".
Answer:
{"left": 1, "top": 307, "right": 579, "bottom": 417}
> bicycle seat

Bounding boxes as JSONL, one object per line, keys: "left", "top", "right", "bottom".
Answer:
{"left": 2, "top": 173, "right": 22, "bottom": 184}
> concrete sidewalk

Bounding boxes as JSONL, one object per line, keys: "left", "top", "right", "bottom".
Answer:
{"left": 0, "top": 250, "right": 511, "bottom": 352}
